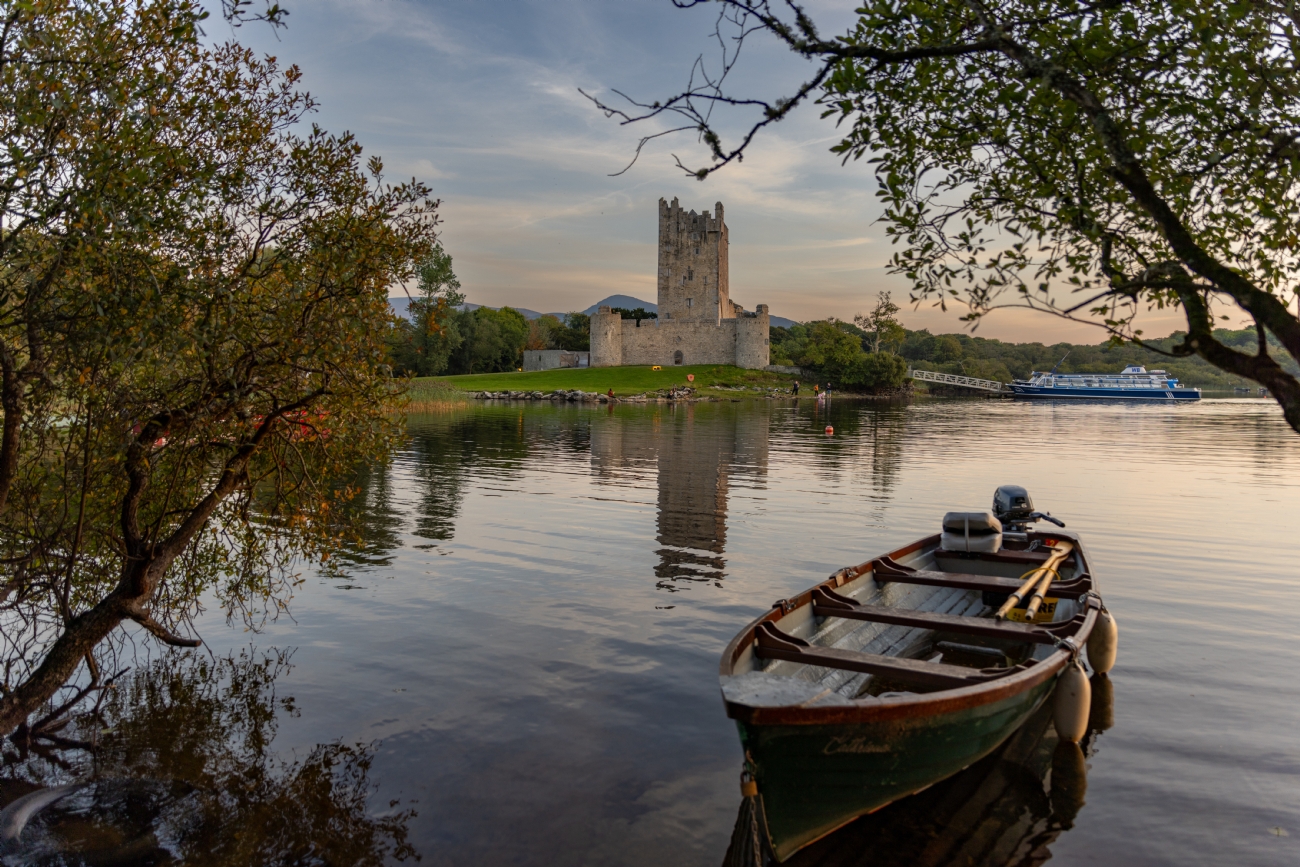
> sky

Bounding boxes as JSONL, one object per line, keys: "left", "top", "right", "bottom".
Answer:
{"left": 227, "top": 0, "right": 1213, "bottom": 344}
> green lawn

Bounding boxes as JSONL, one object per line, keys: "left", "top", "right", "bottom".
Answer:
{"left": 419, "top": 364, "right": 797, "bottom": 396}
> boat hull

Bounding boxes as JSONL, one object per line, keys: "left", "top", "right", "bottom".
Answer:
{"left": 741, "top": 679, "right": 1055, "bottom": 861}
{"left": 1009, "top": 384, "right": 1200, "bottom": 400}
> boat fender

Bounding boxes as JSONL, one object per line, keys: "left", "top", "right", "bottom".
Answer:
{"left": 1088, "top": 673, "right": 1114, "bottom": 733}
{"left": 1086, "top": 608, "right": 1118, "bottom": 675}
{"left": 1053, "top": 658, "right": 1091, "bottom": 744}
{"left": 824, "top": 425, "right": 833, "bottom": 435}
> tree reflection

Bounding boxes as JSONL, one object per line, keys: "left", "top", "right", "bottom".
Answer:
{"left": 1, "top": 649, "right": 417, "bottom": 865}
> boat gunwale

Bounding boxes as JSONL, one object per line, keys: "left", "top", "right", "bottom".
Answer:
{"left": 719, "top": 531, "right": 1100, "bottom": 726}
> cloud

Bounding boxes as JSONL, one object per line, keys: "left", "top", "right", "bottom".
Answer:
{"left": 227, "top": 0, "right": 1196, "bottom": 344}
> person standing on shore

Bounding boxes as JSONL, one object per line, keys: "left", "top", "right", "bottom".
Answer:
{"left": 813, "top": 384, "right": 820, "bottom": 396}
{"left": 792, "top": 381, "right": 800, "bottom": 396}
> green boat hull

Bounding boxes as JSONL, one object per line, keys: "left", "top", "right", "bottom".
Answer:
{"left": 740, "top": 679, "right": 1055, "bottom": 861}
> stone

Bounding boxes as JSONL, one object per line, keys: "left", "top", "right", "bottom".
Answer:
{"left": 590, "top": 199, "right": 769, "bottom": 370}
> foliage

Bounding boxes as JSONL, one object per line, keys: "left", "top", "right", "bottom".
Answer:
{"left": 389, "top": 244, "right": 464, "bottom": 377}
{"left": 526, "top": 313, "right": 591, "bottom": 352}
{"left": 854, "top": 291, "right": 906, "bottom": 354}
{"left": 595, "top": 1, "right": 1300, "bottom": 431}
{"left": 610, "top": 306, "right": 658, "bottom": 325}
{"left": 6, "top": 649, "right": 417, "bottom": 864}
{"left": 447, "top": 306, "right": 530, "bottom": 374}
{"left": 769, "top": 320, "right": 908, "bottom": 391}
{"left": 0, "top": 1, "right": 438, "bottom": 737}
{"left": 901, "top": 326, "right": 1296, "bottom": 388}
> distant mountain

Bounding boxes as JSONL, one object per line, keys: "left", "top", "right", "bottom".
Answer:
{"left": 581, "top": 294, "right": 657, "bottom": 316}
{"left": 389, "top": 293, "right": 796, "bottom": 327}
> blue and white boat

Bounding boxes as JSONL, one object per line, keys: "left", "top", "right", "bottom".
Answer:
{"left": 1009, "top": 365, "right": 1201, "bottom": 401}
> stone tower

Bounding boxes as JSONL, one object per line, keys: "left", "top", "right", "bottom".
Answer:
{"left": 657, "top": 198, "right": 732, "bottom": 322}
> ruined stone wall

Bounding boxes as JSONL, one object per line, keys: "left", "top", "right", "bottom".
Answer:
{"left": 523, "top": 349, "right": 589, "bottom": 371}
{"left": 657, "top": 198, "right": 729, "bottom": 323}
{"left": 590, "top": 199, "right": 769, "bottom": 370}
{"left": 591, "top": 305, "right": 769, "bottom": 369}
{"left": 590, "top": 307, "right": 624, "bottom": 367}
{"left": 618, "top": 318, "right": 738, "bottom": 366}
{"left": 734, "top": 305, "right": 771, "bottom": 369}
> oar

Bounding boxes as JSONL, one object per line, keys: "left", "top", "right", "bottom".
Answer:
{"left": 995, "top": 541, "right": 1074, "bottom": 621}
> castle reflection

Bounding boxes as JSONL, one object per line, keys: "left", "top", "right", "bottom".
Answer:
{"left": 591, "top": 403, "right": 768, "bottom": 591}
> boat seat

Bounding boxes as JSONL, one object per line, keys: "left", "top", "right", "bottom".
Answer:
{"left": 810, "top": 587, "right": 1070, "bottom": 644}
{"left": 752, "top": 622, "right": 1026, "bottom": 690}
{"left": 872, "top": 556, "right": 1091, "bottom": 599}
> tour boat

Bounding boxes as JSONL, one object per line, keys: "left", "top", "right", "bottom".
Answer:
{"left": 718, "top": 486, "right": 1115, "bottom": 862}
{"left": 1009, "top": 364, "right": 1200, "bottom": 400}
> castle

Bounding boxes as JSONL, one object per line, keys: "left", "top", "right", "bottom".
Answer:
{"left": 590, "top": 199, "right": 769, "bottom": 369}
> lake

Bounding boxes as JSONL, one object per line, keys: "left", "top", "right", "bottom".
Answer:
{"left": 7, "top": 396, "right": 1298, "bottom": 866}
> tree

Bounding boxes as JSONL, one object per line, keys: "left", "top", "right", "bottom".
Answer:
{"left": 390, "top": 244, "right": 464, "bottom": 376}
{"left": 6, "top": 650, "right": 418, "bottom": 864}
{"left": 591, "top": 1, "right": 1300, "bottom": 433}
{"left": 0, "top": 2, "right": 438, "bottom": 737}
{"left": 552, "top": 312, "right": 591, "bottom": 350}
{"left": 451, "top": 306, "right": 529, "bottom": 373}
{"left": 610, "top": 306, "right": 659, "bottom": 327}
{"left": 854, "top": 291, "right": 906, "bottom": 354}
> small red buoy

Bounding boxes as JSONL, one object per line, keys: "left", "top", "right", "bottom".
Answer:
{"left": 825, "top": 425, "right": 834, "bottom": 435}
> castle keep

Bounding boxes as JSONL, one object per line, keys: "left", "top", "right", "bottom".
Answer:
{"left": 590, "top": 199, "right": 769, "bottom": 369}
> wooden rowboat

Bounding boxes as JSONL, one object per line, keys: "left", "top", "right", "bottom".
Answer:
{"left": 719, "top": 521, "right": 1104, "bottom": 862}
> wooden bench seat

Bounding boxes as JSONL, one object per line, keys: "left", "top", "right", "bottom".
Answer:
{"left": 810, "top": 587, "right": 1062, "bottom": 644}
{"left": 752, "top": 622, "right": 1023, "bottom": 690}
{"left": 872, "top": 556, "right": 1090, "bottom": 599}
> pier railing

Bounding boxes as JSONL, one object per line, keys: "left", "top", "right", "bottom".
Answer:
{"left": 908, "top": 369, "right": 1009, "bottom": 393}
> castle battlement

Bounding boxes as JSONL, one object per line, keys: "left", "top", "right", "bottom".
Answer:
{"left": 657, "top": 197, "right": 735, "bottom": 323}
{"left": 590, "top": 200, "right": 769, "bottom": 370}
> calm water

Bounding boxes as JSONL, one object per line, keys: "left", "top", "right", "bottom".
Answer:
{"left": 8, "top": 397, "right": 1300, "bottom": 865}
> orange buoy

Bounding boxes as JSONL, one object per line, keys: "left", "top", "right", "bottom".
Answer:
{"left": 687, "top": 374, "right": 695, "bottom": 382}
{"left": 825, "top": 425, "right": 834, "bottom": 435}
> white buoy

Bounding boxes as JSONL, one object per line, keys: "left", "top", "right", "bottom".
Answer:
{"left": 1053, "top": 658, "right": 1091, "bottom": 744}
{"left": 1087, "top": 608, "right": 1118, "bottom": 675}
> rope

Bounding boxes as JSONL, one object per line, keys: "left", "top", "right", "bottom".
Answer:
{"left": 722, "top": 768, "right": 772, "bottom": 867}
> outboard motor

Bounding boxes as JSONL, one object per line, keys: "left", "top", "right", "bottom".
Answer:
{"left": 992, "top": 485, "right": 1065, "bottom": 534}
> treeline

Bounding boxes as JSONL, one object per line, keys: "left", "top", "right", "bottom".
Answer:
{"left": 772, "top": 316, "right": 1297, "bottom": 390}
{"left": 387, "top": 246, "right": 590, "bottom": 376}
{"left": 896, "top": 327, "right": 1297, "bottom": 388}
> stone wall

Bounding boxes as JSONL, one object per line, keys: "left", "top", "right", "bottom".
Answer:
{"left": 523, "top": 349, "right": 590, "bottom": 371}
{"left": 657, "top": 198, "right": 730, "bottom": 323}
{"left": 589, "top": 198, "right": 770, "bottom": 370}
{"left": 590, "top": 305, "right": 769, "bottom": 368}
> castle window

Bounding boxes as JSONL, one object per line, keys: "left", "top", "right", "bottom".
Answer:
{"left": 694, "top": 248, "right": 699, "bottom": 255}
{"left": 687, "top": 298, "right": 693, "bottom": 307}
{"left": 687, "top": 268, "right": 693, "bottom": 280}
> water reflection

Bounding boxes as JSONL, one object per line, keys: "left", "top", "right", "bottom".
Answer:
{"left": 591, "top": 403, "right": 772, "bottom": 589}
{"left": 0, "top": 650, "right": 416, "bottom": 866}
{"left": 756, "top": 674, "right": 1114, "bottom": 867}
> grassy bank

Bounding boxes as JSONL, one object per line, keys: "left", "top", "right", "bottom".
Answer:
{"left": 420, "top": 364, "right": 798, "bottom": 397}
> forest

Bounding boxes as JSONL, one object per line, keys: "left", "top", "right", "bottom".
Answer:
{"left": 770, "top": 319, "right": 1296, "bottom": 390}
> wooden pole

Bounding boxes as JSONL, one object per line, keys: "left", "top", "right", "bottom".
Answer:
{"left": 994, "top": 542, "right": 1074, "bottom": 621}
